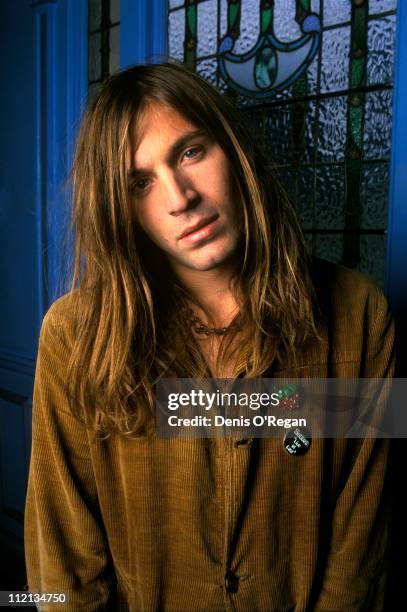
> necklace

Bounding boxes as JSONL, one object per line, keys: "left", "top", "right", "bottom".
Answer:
{"left": 182, "top": 304, "right": 240, "bottom": 336}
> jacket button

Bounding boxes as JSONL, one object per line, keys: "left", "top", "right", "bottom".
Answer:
{"left": 225, "top": 570, "right": 239, "bottom": 593}
{"left": 234, "top": 438, "right": 254, "bottom": 448}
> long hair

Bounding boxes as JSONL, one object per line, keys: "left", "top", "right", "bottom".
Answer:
{"left": 68, "top": 62, "right": 320, "bottom": 437}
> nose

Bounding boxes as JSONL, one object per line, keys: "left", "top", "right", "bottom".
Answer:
{"left": 162, "top": 169, "right": 200, "bottom": 215}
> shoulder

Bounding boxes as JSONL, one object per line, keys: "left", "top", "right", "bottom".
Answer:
{"left": 310, "top": 259, "right": 395, "bottom": 374}
{"left": 312, "top": 257, "right": 391, "bottom": 325}
{"left": 39, "top": 290, "right": 87, "bottom": 352}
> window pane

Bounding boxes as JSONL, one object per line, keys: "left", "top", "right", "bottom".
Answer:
{"left": 167, "top": 0, "right": 397, "bottom": 286}
{"left": 88, "top": 1, "right": 121, "bottom": 100}
{"left": 320, "top": 27, "right": 350, "bottom": 93}
{"left": 89, "top": 33, "right": 102, "bottom": 82}
{"left": 369, "top": 0, "right": 397, "bottom": 15}
{"left": 323, "top": 0, "right": 350, "bottom": 26}
{"left": 89, "top": 0, "right": 102, "bottom": 32}
{"left": 367, "top": 15, "right": 396, "bottom": 85}
{"left": 197, "top": 0, "right": 218, "bottom": 58}
{"left": 169, "top": 8, "right": 185, "bottom": 61}
{"left": 109, "top": 25, "right": 120, "bottom": 75}
{"left": 111, "top": 0, "right": 120, "bottom": 23}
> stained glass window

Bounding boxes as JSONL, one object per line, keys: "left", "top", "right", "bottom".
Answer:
{"left": 168, "top": 0, "right": 397, "bottom": 287}
{"left": 88, "top": 0, "right": 120, "bottom": 100}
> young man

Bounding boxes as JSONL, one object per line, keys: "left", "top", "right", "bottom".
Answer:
{"left": 25, "top": 63, "right": 395, "bottom": 611}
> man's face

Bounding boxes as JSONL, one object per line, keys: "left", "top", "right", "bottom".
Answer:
{"left": 128, "top": 103, "right": 242, "bottom": 276}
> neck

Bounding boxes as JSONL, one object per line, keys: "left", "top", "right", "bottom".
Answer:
{"left": 172, "top": 264, "right": 240, "bottom": 327}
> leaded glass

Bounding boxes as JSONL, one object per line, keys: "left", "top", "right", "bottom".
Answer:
{"left": 364, "top": 90, "right": 393, "bottom": 160}
{"left": 314, "top": 234, "right": 343, "bottom": 264}
{"left": 110, "top": 0, "right": 120, "bottom": 23}
{"left": 89, "top": 32, "right": 102, "bottom": 82}
{"left": 197, "top": 0, "right": 218, "bottom": 58}
{"left": 167, "top": 0, "right": 397, "bottom": 287}
{"left": 217, "top": 3, "right": 321, "bottom": 98}
{"left": 89, "top": 0, "right": 102, "bottom": 32}
{"left": 314, "top": 165, "right": 345, "bottom": 229}
{"left": 196, "top": 57, "right": 218, "bottom": 84}
{"left": 109, "top": 25, "right": 120, "bottom": 74}
{"left": 88, "top": 0, "right": 120, "bottom": 98}
{"left": 230, "top": 0, "right": 260, "bottom": 55}
{"left": 263, "top": 106, "right": 292, "bottom": 164}
{"left": 273, "top": 0, "right": 302, "bottom": 42}
{"left": 169, "top": 9, "right": 186, "bottom": 61}
{"left": 317, "top": 97, "right": 348, "bottom": 161}
{"left": 296, "top": 166, "right": 315, "bottom": 229}
{"left": 320, "top": 26, "right": 350, "bottom": 92}
{"left": 359, "top": 234, "right": 386, "bottom": 283}
{"left": 279, "top": 166, "right": 299, "bottom": 204}
{"left": 369, "top": 0, "right": 397, "bottom": 14}
{"left": 170, "top": 0, "right": 185, "bottom": 8}
{"left": 360, "top": 163, "right": 390, "bottom": 229}
{"left": 367, "top": 15, "right": 396, "bottom": 85}
{"left": 322, "top": 0, "right": 350, "bottom": 27}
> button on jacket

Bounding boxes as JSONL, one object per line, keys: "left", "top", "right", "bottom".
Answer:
{"left": 24, "top": 260, "right": 395, "bottom": 611}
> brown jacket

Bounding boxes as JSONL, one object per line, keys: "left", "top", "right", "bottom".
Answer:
{"left": 24, "top": 260, "right": 395, "bottom": 611}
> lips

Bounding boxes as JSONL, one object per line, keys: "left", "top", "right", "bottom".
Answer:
{"left": 178, "top": 215, "right": 219, "bottom": 240}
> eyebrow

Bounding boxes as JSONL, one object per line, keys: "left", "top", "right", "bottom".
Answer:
{"left": 127, "top": 129, "right": 208, "bottom": 179}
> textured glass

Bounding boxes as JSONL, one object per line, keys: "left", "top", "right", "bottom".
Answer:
{"left": 110, "top": 0, "right": 120, "bottom": 23}
{"left": 278, "top": 166, "right": 298, "bottom": 204}
{"left": 314, "top": 165, "right": 345, "bottom": 229}
{"left": 286, "top": 100, "right": 317, "bottom": 164}
{"left": 360, "top": 163, "right": 389, "bottom": 229}
{"left": 220, "top": 0, "right": 227, "bottom": 44}
{"left": 169, "top": 0, "right": 185, "bottom": 9}
{"left": 165, "top": 0, "right": 396, "bottom": 286}
{"left": 89, "top": 33, "right": 101, "bottom": 82}
{"left": 322, "top": 0, "right": 350, "bottom": 27}
{"left": 367, "top": 16, "right": 396, "bottom": 85}
{"left": 109, "top": 25, "right": 120, "bottom": 75}
{"left": 303, "top": 102, "right": 317, "bottom": 163}
{"left": 196, "top": 57, "right": 218, "bottom": 85}
{"left": 263, "top": 106, "right": 292, "bottom": 165}
{"left": 169, "top": 8, "right": 185, "bottom": 61}
{"left": 232, "top": 0, "right": 260, "bottom": 55}
{"left": 317, "top": 96, "right": 347, "bottom": 162}
{"left": 306, "top": 56, "right": 318, "bottom": 95}
{"left": 257, "top": 101, "right": 317, "bottom": 161}
{"left": 89, "top": 0, "right": 102, "bottom": 32}
{"left": 320, "top": 27, "right": 350, "bottom": 93}
{"left": 311, "top": 0, "right": 320, "bottom": 13}
{"left": 358, "top": 235, "right": 386, "bottom": 288}
{"left": 364, "top": 90, "right": 393, "bottom": 160}
{"left": 197, "top": 0, "right": 218, "bottom": 58}
{"left": 274, "top": 0, "right": 302, "bottom": 43}
{"left": 296, "top": 167, "right": 315, "bottom": 230}
{"left": 314, "top": 234, "right": 343, "bottom": 264}
{"left": 369, "top": 0, "right": 397, "bottom": 14}
{"left": 245, "top": 109, "right": 265, "bottom": 142}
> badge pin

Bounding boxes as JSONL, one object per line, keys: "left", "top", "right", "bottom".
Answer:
{"left": 283, "top": 426, "right": 312, "bottom": 456}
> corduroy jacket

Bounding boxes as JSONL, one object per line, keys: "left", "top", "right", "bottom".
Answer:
{"left": 24, "top": 260, "right": 395, "bottom": 611}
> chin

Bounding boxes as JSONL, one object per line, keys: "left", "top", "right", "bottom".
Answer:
{"left": 187, "top": 251, "right": 237, "bottom": 272}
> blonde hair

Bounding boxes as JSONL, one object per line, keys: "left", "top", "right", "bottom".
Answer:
{"left": 68, "top": 62, "right": 320, "bottom": 437}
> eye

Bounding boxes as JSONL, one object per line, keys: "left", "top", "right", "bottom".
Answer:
{"left": 182, "top": 146, "right": 203, "bottom": 161}
{"left": 131, "top": 177, "right": 151, "bottom": 194}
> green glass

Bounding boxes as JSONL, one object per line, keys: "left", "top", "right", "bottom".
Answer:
{"left": 166, "top": 0, "right": 397, "bottom": 287}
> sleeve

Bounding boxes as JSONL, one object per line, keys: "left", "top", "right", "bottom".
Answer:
{"left": 24, "top": 303, "right": 116, "bottom": 611}
{"left": 314, "top": 286, "right": 396, "bottom": 611}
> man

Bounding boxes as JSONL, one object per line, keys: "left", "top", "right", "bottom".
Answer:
{"left": 25, "top": 63, "right": 395, "bottom": 611}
